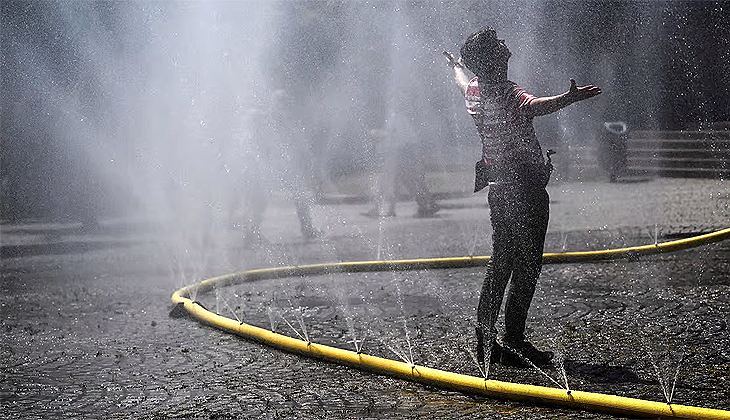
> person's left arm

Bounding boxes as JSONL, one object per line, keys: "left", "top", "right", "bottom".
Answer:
{"left": 524, "top": 79, "right": 602, "bottom": 117}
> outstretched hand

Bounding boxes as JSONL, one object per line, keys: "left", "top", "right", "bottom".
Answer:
{"left": 568, "top": 78, "right": 602, "bottom": 102}
{"left": 443, "top": 51, "right": 463, "bottom": 69}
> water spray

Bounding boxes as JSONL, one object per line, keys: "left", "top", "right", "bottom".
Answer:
{"left": 171, "top": 227, "right": 730, "bottom": 419}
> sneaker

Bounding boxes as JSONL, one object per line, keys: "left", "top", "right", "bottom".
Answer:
{"left": 501, "top": 340, "right": 553, "bottom": 367}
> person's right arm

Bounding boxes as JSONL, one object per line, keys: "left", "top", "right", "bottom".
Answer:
{"left": 444, "top": 51, "right": 470, "bottom": 94}
{"left": 453, "top": 64, "right": 470, "bottom": 95}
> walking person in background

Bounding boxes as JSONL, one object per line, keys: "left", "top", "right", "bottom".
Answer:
{"left": 598, "top": 121, "right": 629, "bottom": 182}
{"left": 445, "top": 27, "right": 601, "bottom": 367}
{"left": 365, "top": 108, "right": 439, "bottom": 219}
{"left": 239, "top": 90, "right": 322, "bottom": 243}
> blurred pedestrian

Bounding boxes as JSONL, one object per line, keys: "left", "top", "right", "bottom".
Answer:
{"left": 365, "top": 109, "right": 439, "bottom": 218}
{"left": 446, "top": 27, "right": 601, "bottom": 367}
{"left": 239, "top": 90, "right": 321, "bottom": 242}
{"left": 598, "top": 121, "right": 628, "bottom": 182}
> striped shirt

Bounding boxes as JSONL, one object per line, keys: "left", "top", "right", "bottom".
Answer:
{"left": 465, "top": 77, "right": 545, "bottom": 177}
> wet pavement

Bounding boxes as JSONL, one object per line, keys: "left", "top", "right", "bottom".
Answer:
{"left": 2, "top": 178, "right": 729, "bottom": 419}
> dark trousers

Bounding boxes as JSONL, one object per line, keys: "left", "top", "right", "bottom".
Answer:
{"left": 477, "top": 184, "right": 549, "bottom": 345}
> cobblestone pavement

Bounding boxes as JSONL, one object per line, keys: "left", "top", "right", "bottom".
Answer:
{"left": 2, "top": 179, "right": 729, "bottom": 419}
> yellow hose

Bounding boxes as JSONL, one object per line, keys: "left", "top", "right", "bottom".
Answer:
{"left": 171, "top": 227, "right": 730, "bottom": 419}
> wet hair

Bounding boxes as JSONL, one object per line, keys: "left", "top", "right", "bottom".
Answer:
{"left": 460, "top": 27, "right": 501, "bottom": 76}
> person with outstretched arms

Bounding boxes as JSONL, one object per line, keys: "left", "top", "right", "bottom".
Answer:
{"left": 445, "top": 28, "right": 601, "bottom": 367}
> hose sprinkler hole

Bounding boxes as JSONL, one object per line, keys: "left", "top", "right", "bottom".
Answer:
{"left": 192, "top": 301, "right": 209, "bottom": 311}
{"left": 566, "top": 390, "right": 572, "bottom": 396}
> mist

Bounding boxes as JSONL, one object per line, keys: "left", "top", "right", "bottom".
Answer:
{"left": 2, "top": 0, "right": 729, "bottom": 225}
